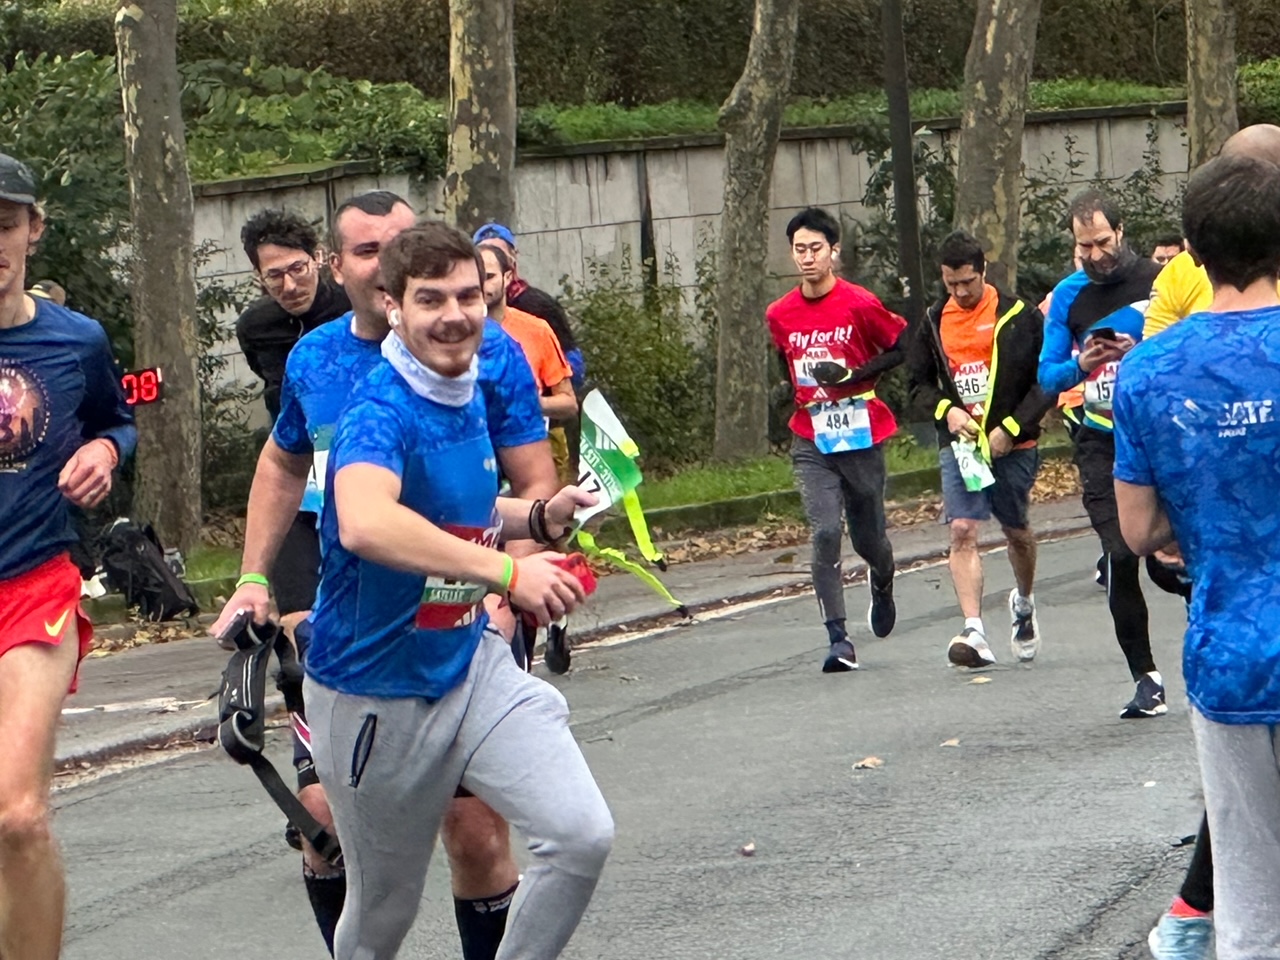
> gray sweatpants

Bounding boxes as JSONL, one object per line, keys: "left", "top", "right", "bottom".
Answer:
{"left": 1190, "top": 708, "right": 1280, "bottom": 960}
{"left": 790, "top": 435, "right": 896, "bottom": 623}
{"left": 306, "top": 629, "right": 614, "bottom": 960}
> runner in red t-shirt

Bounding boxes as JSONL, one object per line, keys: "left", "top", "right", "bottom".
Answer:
{"left": 766, "top": 207, "right": 906, "bottom": 673}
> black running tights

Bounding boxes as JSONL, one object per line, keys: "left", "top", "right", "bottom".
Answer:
{"left": 1181, "top": 812, "right": 1215, "bottom": 913}
{"left": 1105, "top": 552, "right": 1156, "bottom": 680}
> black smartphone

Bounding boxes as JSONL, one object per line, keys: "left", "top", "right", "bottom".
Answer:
{"left": 1089, "top": 326, "right": 1117, "bottom": 342}
{"left": 214, "top": 607, "right": 252, "bottom": 648}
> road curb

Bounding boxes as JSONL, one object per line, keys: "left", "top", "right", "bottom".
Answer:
{"left": 61, "top": 513, "right": 1094, "bottom": 770}
{"left": 574, "top": 512, "right": 1095, "bottom": 644}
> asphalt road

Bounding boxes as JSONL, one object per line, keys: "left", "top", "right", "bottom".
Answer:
{"left": 56, "top": 534, "right": 1202, "bottom": 960}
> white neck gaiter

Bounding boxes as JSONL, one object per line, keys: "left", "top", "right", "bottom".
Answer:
{"left": 381, "top": 331, "right": 478, "bottom": 407}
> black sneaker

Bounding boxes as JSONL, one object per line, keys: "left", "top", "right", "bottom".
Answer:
{"left": 822, "top": 638, "right": 859, "bottom": 673}
{"left": 1120, "top": 673, "right": 1168, "bottom": 718}
{"left": 544, "top": 618, "right": 571, "bottom": 675}
{"left": 867, "top": 575, "right": 896, "bottom": 638}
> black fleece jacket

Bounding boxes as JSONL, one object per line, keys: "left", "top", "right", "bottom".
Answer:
{"left": 907, "top": 286, "right": 1055, "bottom": 448}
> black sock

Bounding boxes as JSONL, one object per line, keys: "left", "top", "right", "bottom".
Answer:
{"left": 303, "top": 868, "right": 346, "bottom": 957}
{"left": 454, "top": 881, "right": 519, "bottom": 960}
{"left": 824, "top": 619, "right": 847, "bottom": 644}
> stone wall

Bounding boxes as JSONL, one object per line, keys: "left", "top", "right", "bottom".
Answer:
{"left": 195, "top": 103, "right": 1188, "bottom": 420}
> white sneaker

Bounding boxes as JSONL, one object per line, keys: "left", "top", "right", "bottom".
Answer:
{"left": 947, "top": 627, "right": 996, "bottom": 668}
{"left": 1009, "top": 589, "right": 1040, "bottom": 662}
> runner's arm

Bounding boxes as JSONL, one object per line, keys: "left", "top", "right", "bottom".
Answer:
{"left": 838, "top": 328, "right": 908, "bottom": 387}
{"left": 1115, "top": 481, "right": 1174, "bottom": 556}
{"left": 498, "top": 439, "right": 559, "bottom": 500}
{"left": 1112, "top": 364, "right": 1171, "bottom": 555}
{"left": 77, "top": 324, "right": 137, "bottom": 462}
{"left": 333, "top": 463, "right": 589, "bottom": 622}
{"left": 209, "top": 437, "right": 311, "bottom": 634}
{"left": 540, "top": 378, "right": 578, "bottom": 420}
{"left": 905, "top": 315, "right": 950, "bottom": 421}
{"left": 240, "top": 437, "right": 312, "bottom": 576}
{"left": 1037, "top": 306, "right": 1086, "bottom": 395}
{"left": 1003, "top": 304, "right": 1057, "bottom": 438}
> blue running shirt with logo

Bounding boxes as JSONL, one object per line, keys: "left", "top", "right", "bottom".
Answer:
{"left": 1113, "top": 305, "right": 1280, "bottom": 724}
{"left": 0, "top": 299, "right": 136, "bottom": 580}
{"left": 273, "top": 315, "right": 546, "bottom": 515}
{"left": 306, "top": 359, "right": 500, "bottom": 698}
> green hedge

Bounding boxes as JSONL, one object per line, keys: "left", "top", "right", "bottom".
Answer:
{"left": 8, "top": 0, "right": 1280, "bottom": 107}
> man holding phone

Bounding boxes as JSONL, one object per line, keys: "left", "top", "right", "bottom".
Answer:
{"left": 1039, "top": 189, "right": 1166, "bottom": 718}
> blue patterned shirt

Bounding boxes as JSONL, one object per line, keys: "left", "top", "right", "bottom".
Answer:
{"left": 1114, "top": 305, "right": 1280, "bottom": 724}
{"left": 306, "top": 360, "right": 499, "bottom": 698}
{"left": 272, "top": 315, "right": 546, "bottom": 515}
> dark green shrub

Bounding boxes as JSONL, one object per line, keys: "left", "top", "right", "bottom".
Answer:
{"left": 10, "top": 0, "right": 1279, "bottom": 108}
{"left": 564, "top": 248, "right": 717, "bottom": 474}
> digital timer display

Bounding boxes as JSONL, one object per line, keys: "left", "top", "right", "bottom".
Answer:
{"left": 121, "top": 367, "right": 163, "bottom": 406}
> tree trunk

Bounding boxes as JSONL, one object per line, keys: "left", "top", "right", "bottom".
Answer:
{"left": 881, "top": 0, "right": 927, "bottom": 327}
{"left": 115, "top": 0, "right": 202, "bottom": 555}
{"left": 713, "top": 0, "right": 801, "bottom": 461}
{"left": 1186, "top": 0, "right": 1238, "bottom": 167}
{"left": 444, "top": 0, "right": 517, "bottom": 233}
{"left": 953, "top": 0, "right": 1044, "bottom": 293}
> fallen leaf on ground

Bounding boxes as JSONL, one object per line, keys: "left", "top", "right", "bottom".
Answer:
{"left": 853, "top": 756, "right": 884, "bottom": 770}
{"left": 940, "top": 738, "right": 961, "bottom": 747}
{"left": 1031, "top": 458, "right": 1082, "bottom": 502}
{"left": 968, "top": 676, "right": 992, "bottom": 685}
{"left": 740, "top": 842, "right": 756, "bottom": 857}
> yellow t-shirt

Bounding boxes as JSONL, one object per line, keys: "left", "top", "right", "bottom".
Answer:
{"left": 1144, "top": 250, "right": 1212, "bottom": 339}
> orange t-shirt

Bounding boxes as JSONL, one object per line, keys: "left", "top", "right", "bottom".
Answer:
{"left": 940, "top": 284, "right": 1034, "bottom": 448}
{"left": 500, "top": 306, "right": 572, "bottom": 393}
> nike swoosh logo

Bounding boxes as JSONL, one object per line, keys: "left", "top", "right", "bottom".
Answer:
{"left": 45, "top": 609, "right": 70, "bottom": 637}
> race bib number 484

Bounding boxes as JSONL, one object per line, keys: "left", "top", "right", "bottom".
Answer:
{"left": 810, "top": 396, "right": 872, "bottom": 454}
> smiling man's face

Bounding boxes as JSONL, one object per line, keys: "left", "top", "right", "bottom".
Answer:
{"left": 330, "top": 203, "right": 417, "bottom": 326}
{"left": 392, "top": 257, "right": 487, "bottom": 377}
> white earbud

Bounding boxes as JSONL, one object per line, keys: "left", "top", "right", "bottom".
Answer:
{"left": 389, "top": 309, "right": 401, "bottom": 328}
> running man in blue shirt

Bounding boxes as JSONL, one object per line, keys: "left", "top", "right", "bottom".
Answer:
{"left": 210, "top": 192, "right": 558, "bottom": 959}
{"left": 1114, "top": 152, "right": 1280, "bottom": 960}
{"left": 0, "top": 154, "right": 136, "bottom": 960}
{"left": 308, "top": 220, "right": 611, "bottom": 960}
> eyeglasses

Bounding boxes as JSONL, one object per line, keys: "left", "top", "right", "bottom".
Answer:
{"left": 261, "top": 258, "right": 315, "bottom": 290}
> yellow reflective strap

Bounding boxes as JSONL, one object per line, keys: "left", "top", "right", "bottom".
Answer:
{"left": 622, "top": 489, "right": 663, "bottom": 564}
{"left": 575, "top": 530, "right": 687, "bottom": 614}
{"left": 1083, "top": 410, "right": 1114, "bottom": 430}
{"left": 1001, "top": 415, "right": 1022, "bottom": 438}
{"left": 934, "top": 398, "right": 953, "bottom": 421}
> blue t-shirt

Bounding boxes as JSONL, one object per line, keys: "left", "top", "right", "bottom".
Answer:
{"left": 0, "top": 299, "right": 136, "bottom": 580}
{"left": 306, "top": 360, "right": 500, "bottom": 698}
{"left": 274, "top": 315, "right": 546, "bottom": 515}
{"left": 1113, "top": 305, "right": 1280, "bottom": 724}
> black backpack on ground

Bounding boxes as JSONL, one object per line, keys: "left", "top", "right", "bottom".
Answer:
{"left": 100, "top": 519, "right": 199, "bottom": 622}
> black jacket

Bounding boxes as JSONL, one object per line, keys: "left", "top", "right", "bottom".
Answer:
{"left": 908, "top": 286, "right": 1055, "bottom": 448}
{"left": 235, "top": 279, "right": 351, "bottom": 421}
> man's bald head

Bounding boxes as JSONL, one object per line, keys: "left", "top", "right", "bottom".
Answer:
{"left": 1220, "top": 124, "right": 1280, "bottom": 167}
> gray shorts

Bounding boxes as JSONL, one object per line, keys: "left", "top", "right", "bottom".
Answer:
{"left": 939, "top": 444, "right": 1040, "bottom": 530}
{"left": 306, "top": 627, "right": 613, "bottom": 959}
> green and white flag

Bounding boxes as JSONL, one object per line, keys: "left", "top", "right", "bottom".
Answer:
{"left": 573, "top": 390, "right": 687, "bottom": 615}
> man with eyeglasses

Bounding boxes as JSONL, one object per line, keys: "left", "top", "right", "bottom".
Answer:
{"left": 236, "top": 209, "right": 352, "bottom": 423}
{"left": 234, "top": 209, "right": 353, "bottom": 666}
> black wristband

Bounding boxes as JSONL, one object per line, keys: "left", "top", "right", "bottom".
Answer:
{"left": 530, "top": 499, "right": 552, "bottom": 545}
